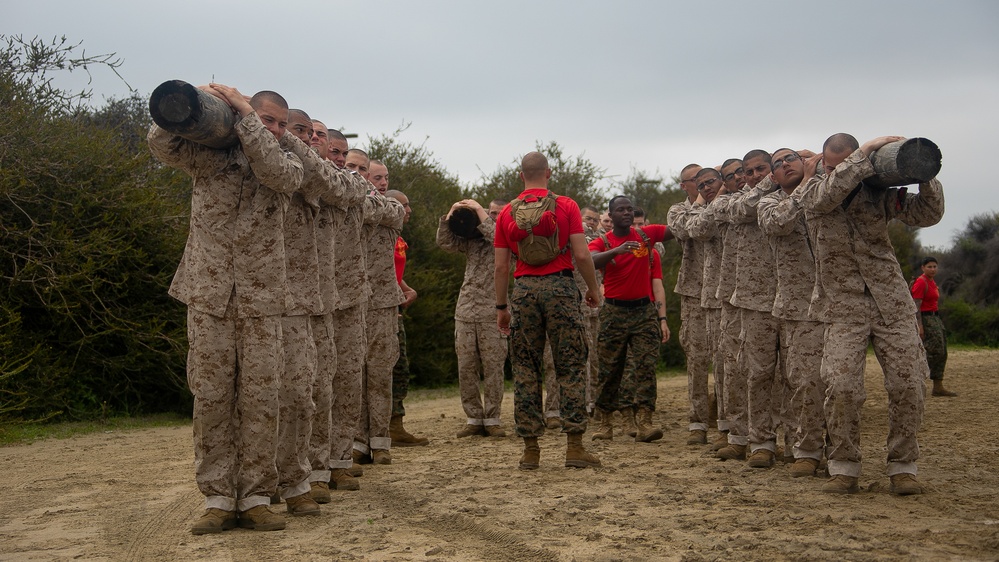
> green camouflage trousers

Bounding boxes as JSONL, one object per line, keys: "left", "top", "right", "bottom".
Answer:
{"left": 595, "top": 302, "right": 660, "bottom": 411}
{"left": 510, "top": 275, "right": 588, "bottom": 437}
{"left": 921, "top": 314, "right": 947, "bottom": 381}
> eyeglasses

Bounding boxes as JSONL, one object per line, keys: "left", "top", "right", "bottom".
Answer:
{"left": 696, "top": 177, "right": 719, "bottom": 191}
{"left": 771, "top": 152, "right": 801, "bottom": 171}
{"left": 722, "top": 168, "right": 744, "bottom": 181}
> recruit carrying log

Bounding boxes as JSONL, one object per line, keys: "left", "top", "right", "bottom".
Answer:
{"left": 148, "top": 80, "right": 239, "bottom": 149}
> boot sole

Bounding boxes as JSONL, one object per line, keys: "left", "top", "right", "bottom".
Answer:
{"left": 565, "top": 460, "right": 601, "bottom": 468}
{"left": 237, "top": 519, "right": 286, "bottom": 531}
{"left": 332, "top": 480, "right": 360, "bottom": 491}
{"left": 191, "top": 519, "right": 236, "bottom": 535}
{"left": 637, "top": 431, "right": 664, "bottom": 443}
{"left": 519, "top": 463, "right": 539, "bottom": 470}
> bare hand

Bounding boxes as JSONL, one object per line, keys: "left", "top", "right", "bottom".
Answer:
{"left": 497, "top": 308, "right": 512, "bottom": 335}
{"left": 660, "top": 321, "right": 671, "bottom": 343}
{"left": 616, "top": 241, "right": 640, "bottom": 255}
{"left": 861, "top": 135, "right": 905, "bottom": 157}
{"left": 797, "top": 149, "right": 817, "bottom": 159}
{"left": 802, "top": 153, "right": 823, "bottom": 183}
{"left": 584, "top": 288, "right": 600, "bottom": 309}
{"left": 208, "top": 83, "right": 253, "bottom": 117}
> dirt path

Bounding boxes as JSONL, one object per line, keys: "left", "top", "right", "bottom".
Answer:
{"left": 1, "top": 350, "right": 997, "bottom": 561}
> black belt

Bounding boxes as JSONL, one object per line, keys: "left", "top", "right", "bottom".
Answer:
{"left": 923, "top": 311, "right": 939, "bottom": 316}
{"left": 520, "top": 269, "right": 573, "bottom": 278}
{"left": 605, "top": 297, "right": 651, "bottom": 308}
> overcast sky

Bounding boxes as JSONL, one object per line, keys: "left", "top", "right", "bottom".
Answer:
{"left": 7, "top": 0, "right": 998, "bottom": 249}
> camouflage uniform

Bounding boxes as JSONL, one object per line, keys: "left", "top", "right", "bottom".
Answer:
{"left": 392, "top": 311, "right": 410, "bottom": 417}
{"left": 794, "top": 149, "right": 944, "bottom": 477}
{"left": 684, "top": 200, "right": 727, "bottom": 430}
{"left": 355, "top": 194, "right": 406, "bottom": 455}
{"left": 667, "top": 200, "right": 711, "bottom": 433}
{"left": 147, "top": 114, "right": 303, "bottom": 512}
{"left": 299, "top": 149, "right": 367, "bottom": 482}
{"left": 712, "top": 190, "right": 745, "bottom": 434}
{"left": 511, "top": 275, "right": 589, "bottom": 437}
{"left": 436, "top": 216, "right": 508, "bottom": 428}
{"left": 758, "top": 187, "right": 826, "bottom": 461}
{"left": 725, "top": 177, "right": 784, "bottom": 454}
{"left": 921, "top": 314, "right": 947, "bottom": 381}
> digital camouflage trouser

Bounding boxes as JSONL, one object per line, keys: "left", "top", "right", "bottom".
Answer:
{"left": 392, "top": 310, "right": 410, "bottom": 417}
{"left": 456, "top": 319, "right": 508, "bottom": 426}
{"left": 277, "top": 315, "right": 316, "bottom": 499}
{"left": 595, "top": 302, "right": 660, "bottom": 411}
{"left": 510, "top": 275, "right": 588, "bottom": 438}
{"left": 679, "top": 295, "right": 710, "bottom": 431}
{"left": 921, "top": 314, "right": 947, "bottom": 381}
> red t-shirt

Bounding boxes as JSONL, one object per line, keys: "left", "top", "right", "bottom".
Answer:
{"left": 910, "top": 275, "right": 938, "bottom": 312}
{"left": 494, "top": 188, "right": 583, "bottom": 277}
{"left": 588, "top": 225, "right": 669, "bottom": 300}
{"left": 394, "top": 236, "right": 408, "bottom": 285}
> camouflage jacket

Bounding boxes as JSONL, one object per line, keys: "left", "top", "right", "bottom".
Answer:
{"left": 792, "top": 149, "right": 944, "bottom": 324}
{"left": 148, "top": 113, "right": 303, "bottom": 318}
{"left": 666, "top": 199, "right": 704, "bottom": 298}
{"left": 726, "top": 177, "right": 780, "bottom": 313}
{"left": 363, "top": 193, "right": 406, "bottom": 310}
{"left": 758, "top": 188, "right": 816, "bottom": 321}
{"left": 436, "top": 215, "right": 499, "bottom": 323}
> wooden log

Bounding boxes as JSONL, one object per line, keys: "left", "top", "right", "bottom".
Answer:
{"left": 447, "top": 207, "right": 484, "bottom": 239}
{"left": 148, "top": 80, "right": 239, "bottom": 149}
{"left": 867, "top": 137, "right": 942, "bottom": 189}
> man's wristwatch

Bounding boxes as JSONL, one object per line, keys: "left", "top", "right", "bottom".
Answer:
{"left": 496, "top": 304, "right": 508, "bottom": 310}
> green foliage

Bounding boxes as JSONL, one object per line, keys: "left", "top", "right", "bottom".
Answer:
{"left": 367, "top": 134, "right": 465, "bottom": 387}
{"left": 0, "top": 36, "right": 190, "bottom": 421}
{"left": 939, "top": 300, "right": 999, "bottom": 347}
{"left": 888, "top": 221, "right": 920, "bottom": 282}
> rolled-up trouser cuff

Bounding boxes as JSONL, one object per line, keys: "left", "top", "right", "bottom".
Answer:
{"left": 370, "top": 436, "right": 391, "bottom": 451}
{"left": 887, "top": 462, "right": 918, "bottom": 477}
{"left": 728, "top": 433, "right": 749, "bottom": 446}
{"left": 281, "top": 478, "right": 311, "bottom": 500}
{"left": 688, "top": 422, "right": 708, "bottom": 432}
{"left": 717, "top": 420, "right": 730, "bottom": 431}
{"left": 750, "top": 441, "right": 776, "bottom": 454}
{"left": 329, "top": 459, "right": 352, "bottom": 470}
{"left": 205, "top": 495, "right": 236, "bottom": 512}
{"left": 353, "top": 441, "right": 370, "bottom": 455}
{"left": 310, "top": 469, "right": 331, "bottom": 483}
{"left": 544, "top": 410, "right": 561, "bottom": 419}
{"left": 466, "top": 418, "right": 484, "bottom": 426}
{"left": 794, "top": 448, "right": 823, "bottom": 461}
{"left": 237, "top": 494, "right": 271, "bottom": 513}
{"left": 483, "top": 418, "right": 501, "bottom": 426}
{"left": 827, "top": 460, "right": 861, "bottom": 478}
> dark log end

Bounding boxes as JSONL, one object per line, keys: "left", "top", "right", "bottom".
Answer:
{"left": 149, "top": 80, "right": 202, "bottom": 128}
{"left": 448, "top": 207, "right": 484, "bottom": 239}
{"left": 896, "top": 138, "right": 942, "bottom": 181}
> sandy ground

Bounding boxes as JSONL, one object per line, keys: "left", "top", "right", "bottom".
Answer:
{"left": 1, "top": 349, "right": 997, "bottom": 561}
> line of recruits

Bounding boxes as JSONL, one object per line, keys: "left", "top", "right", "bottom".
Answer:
{"left": 149, "top": 84, "right": 428, "bottom": 535}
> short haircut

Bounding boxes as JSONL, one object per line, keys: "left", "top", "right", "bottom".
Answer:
{"left": 328, "top": 129, "right": 348, "bottom": 143}
{"left": 743, "top": 149, "right": 772, "bottom": 165}
{"left": 633, "top": 206, "right": 646, "bottom": 219}
{"left": 680, "top": 163, "right": 702, "bottom": 175}
{"left": 491, "top": 199, "right": 508, "bottom": 207}
{"left": 288, "top": 108, "right": 310, "bottom": 122}
{"left": 608, "top": 195, "right": 631, "bottom": 211}
{"left": 521, "top": 152, "right": 549, "bottom": 182}
{"left": 921, "top": 256, "right": 938, "bottom": 266}
{"left": 772, "top": 147, "right": 794, "bottom": 157}
{"left": 582, "top": 205, "right": 599, "bottom": 214}
{"left": 695, "top": 167, "right": 722, "bottom": 180}
{"left": 385, "top": 189, "right": 405, "bottom": 201}
{"left": 823, "top": 133, "right": 860, "bottom": 155}
{"left": 722, "top": 158, "right": 742, "bottom": 170}
{"left": 370, "top": 159, "right": 387, "bottom": 169}
{"left": 347, "top": 148, "right": 368, "bottom": 158}
{"left": 250, "top": 90, "right": 288, "bottom": 110}
{"left": 312, "top": 119, "right": 327, "bottom": 129}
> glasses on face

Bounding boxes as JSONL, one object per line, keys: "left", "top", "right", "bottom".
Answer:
{"left": 723, "top": 168, "right": 744, "bottom": 182}
{"left": 771, "top": 152, "right": 801, "bottom": 171}
{"left": 696, "top": 177, "right": 719, "bottom": 191}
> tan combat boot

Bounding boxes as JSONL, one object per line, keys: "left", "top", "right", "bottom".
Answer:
{"left": 591, "top": 408, "right": 614, "bottom": 441}
{"left": 285, "top": 493, "right": 321, "bottom": 516}
{"left": 932, "top": 380, "right": 957, "bottom": 397}
{"left": 716, "top": 443, "right": 747, "bottom": 460}
{"left": 237, "top": 505, "right": 287, "bottom": 531}
{"left": 191, "top": 508, "right": 236, "bottom": 535}
{"left": 390, "top": 415, "right": 430, "bottom": 446}
{"left": 456, "top": 424, "right": 485, "bottom": 438}
{"left": 565, "top": 432, "right": 601, "bottom": 468}
{"left": 687, "top": 429, "right": 707, "bottom": 445}
{"left": 711, "top": 431, "right": 730, "bottom": 451}
{"left": 621, "top": 407, "right": 638, "bottom": 438}
{"left": 821, "top": 475, "right": 859, "bottom": 494}
{"left": 747, "top": 448, "right": 776, "bottom": 468}
{"left": 519, "top": 437, "right": 540, "bottom": 470}
{"left": 889, "top": 473, "right": 925, "bottom": 495}
{"left": 371, "top": 449, "right": 392, "bottom": 465}
{"left": 545, "top": 416, "right": 563, "bottom": 430}
{"left": 789, "top": 457, "right": 820, "bottom": 478}
{"left": 484, "top": 425, "right": 507, "bottom": 438}
{"left": 635, "top": 407, "right": 664, "bottom": 443}
{"left": 309, "top": 481, "right": 332, "bottom": 503}
{"left": 330, "top": 468, "right": 360, "bottom": 490}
